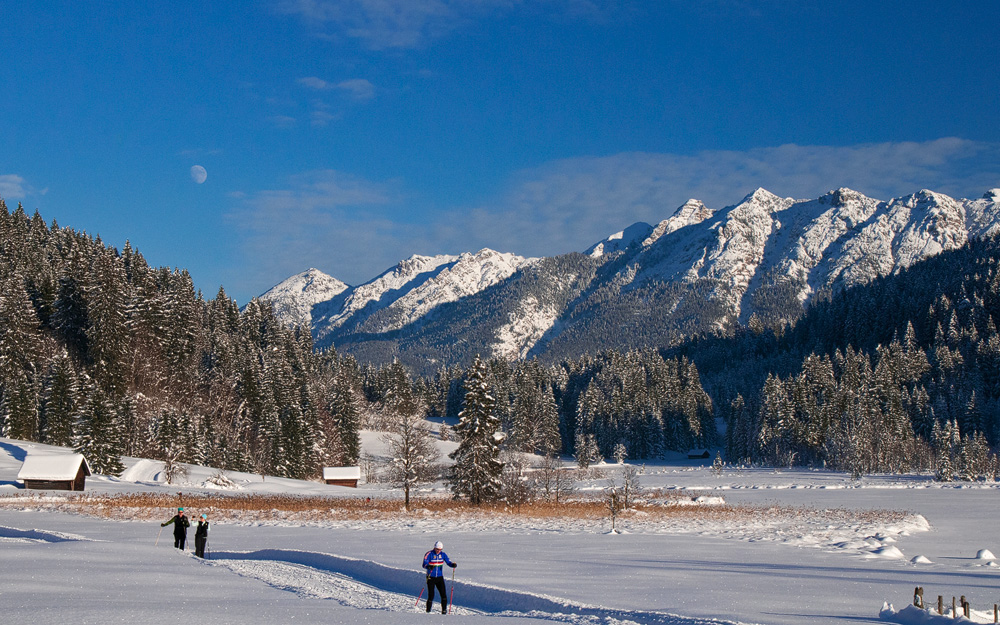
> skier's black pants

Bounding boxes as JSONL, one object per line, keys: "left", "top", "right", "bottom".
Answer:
{"left": 195, "top": 535, "right": 207, "bottom": 558}
{"left": 174, "top": 533, "right": 186, "bottom": 550}
{"left": 426, "top": 576, "right": 447, "bottom": 613}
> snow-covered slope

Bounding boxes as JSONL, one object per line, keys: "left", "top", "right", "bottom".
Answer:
{"left": 370, "top": 249, "right": 536, "bottom": 334}
{"left": 585, "top": 221, "right": 654, "bottom": 257}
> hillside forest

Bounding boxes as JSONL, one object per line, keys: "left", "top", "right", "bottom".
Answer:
{"left": 1, "top": 200, "right": 998, "bottom": 491}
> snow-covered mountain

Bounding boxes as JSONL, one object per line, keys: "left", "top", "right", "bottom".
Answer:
{"left": 305, "top": 249, "right": 535, "bottom": 344}
{"left": 259, "top": 268, "right": 348, "bottom": 329}
{"left": 260, "top": 187, "right": 1000, "bottom": 371}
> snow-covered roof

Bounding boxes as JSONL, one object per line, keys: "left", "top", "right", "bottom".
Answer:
{"left": 17, "top": 453, "right": 91, "bottom": 481}
{"left": 323, "top": 466, "right": 361, "bottom": 480}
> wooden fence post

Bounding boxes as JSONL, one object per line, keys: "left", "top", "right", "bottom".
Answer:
{"left": 914, "top": 587, "right": 924, "bottom": 608}
{"left": 952, "top": 596, "right": 956, "bottom": 618}
{"left": 938, "top": 596, "right": 943, "bottom": 614}
{"left": 992, "top": 603, "right": 996, "bottom": 623}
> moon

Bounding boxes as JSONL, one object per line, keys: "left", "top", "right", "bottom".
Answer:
{"left": 190, "top": 165, "right": 207, "bottom": 184}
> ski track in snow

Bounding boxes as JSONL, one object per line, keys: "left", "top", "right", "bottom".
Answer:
{"left": 206, "top": 548, "right": 749, "bottom": 625}
{"left": 0, "top": 524, "right": 99, "bottom": 544}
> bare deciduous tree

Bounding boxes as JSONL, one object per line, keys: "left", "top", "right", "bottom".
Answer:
{"left": 382, "top": 410, "right": 440, "bottom": 511}
{"left": 534, "top": 454, "right": 575, "bottom": 503}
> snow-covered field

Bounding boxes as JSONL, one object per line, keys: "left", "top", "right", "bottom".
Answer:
{"left": 2, "top": 435, "right": 999, "bottom": 625}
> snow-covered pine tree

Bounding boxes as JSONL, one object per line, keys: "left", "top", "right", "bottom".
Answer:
{"left": 329, "top": 371, "right": 361, "bottom": 465}
{"left": 533, "top": 382, "right": 562, "bottom": 455}
{"left": 726, "top": 394, "right": 754, "bottom": 465}
{"left": 508, "top": 366, "right": 561, "bottom": 455}
{"left": 39, "top": 349, "right": 78, "bottom": 446}
{"left": 449, "top": 356, "right": 503, "bottom": 505}
{"left": 51, "top": 266, "right": 89, "bottom": 363}
{"left": 932, "top": 419, "right": 954, "bottom": 482}
{"left": 75, "top": 386, "right": 125, "bottom": 476}
{"left": 613, "top": 442, "right": 627, "bottom": 464}
{"left": 85, "top": 250, "right": 131, "bottom": 399}
{"left": 0, "top": 272, "right": 43, "bottom": 440}
{"left": 574, "top": 431, "right": 600, "bottom": 469}
{"left": 0, "top": 369, "right": 36, "bottom": 441}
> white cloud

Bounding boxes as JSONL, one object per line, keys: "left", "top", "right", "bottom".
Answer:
{"left": 0, "top": 174, "right": 28, "bottom": 199}
{"left": 299, "top": 76, "right": 375, "bottom": 99}
{"left": 179, "top": 148, "right": 224, "bottom": 158}
{"left": 298, "top": 76, "right": 333, "bottom": 90}
{"left": 232, "top": 138, "right": 1000, "bottom": 295}
{"left": 336, "top": 78, "right": 375, "bottom": 100}
{"left": 268, "top": 114, "right": 298, "bottom": 128}
{"left": 277, "top": 0, "right": 517, "bottom": 49}
{"left": 310, "top": 109, "right": 340, "bottom": 126}
{"left": 459, "top": 138, "right": 1000, "bottom": 258}
{"left": 295, "top": 77, "right": 373, "bottom": 126}
{"left": 229, "top": 170, "right": 403, "bottom": 288}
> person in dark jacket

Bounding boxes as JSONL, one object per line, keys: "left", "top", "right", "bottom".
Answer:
{"left": 422, "top": 540, "right": 457, "bottom": 614}
{"left": 161, "top": 507, "right": 191, "bottom": 550}
{"left": 194, "top": 513, "right": 210, "bottom": 558}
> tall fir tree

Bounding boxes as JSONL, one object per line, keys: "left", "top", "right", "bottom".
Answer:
{"left": 86, "top": 250, "right": 130, "bottom": 398}
{"left": 39, "top": 349, "right": 78, "bottom": 446}
{"left": 0, "top": 273, "right": 44, "bottom": 441}
{"left": 330, "top": 373, "right": 361, "bottom": 465}
{"left": 449, "top": 357, "right": 504, "bottom": 505}
{"left": 75, "top": 387, "right": 125, "bottom": 476}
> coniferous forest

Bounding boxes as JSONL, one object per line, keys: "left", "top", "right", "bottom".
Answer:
{"left": 0, "top": 200, "right": 362, "bottom": 478}
{"left": 2, "top": 199, "right": 999, "bottom": 486}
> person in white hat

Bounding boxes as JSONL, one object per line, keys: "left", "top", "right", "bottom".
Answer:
{"left": 422, "top": 540, "right": 457, "bottom": 613}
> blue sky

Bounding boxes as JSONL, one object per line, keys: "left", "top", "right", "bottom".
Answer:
{"left": 2, "top": 1, "right": 999, "bottom": 304}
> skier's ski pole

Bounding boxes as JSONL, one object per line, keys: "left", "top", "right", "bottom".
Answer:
{"left": 449, "top": 567, "right": 455, "bottom": 614}
{"left": 206, "top": 539, "right": 211, "bottom": 560}
{"left": 415, "top": 586, "right": 425, "bottom": 608}
{"left": 155, "top": 526, "right": 163, "bottom": 546}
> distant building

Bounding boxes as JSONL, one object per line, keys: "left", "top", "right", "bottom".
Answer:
{"left": 323, "top": 466, "right": 361, "bottom": 488}
{"left": 18, "top": 453, "right": 92, "bottom": 491}
{"left": 687, "top": 449, "right": 711, "bottom": 460}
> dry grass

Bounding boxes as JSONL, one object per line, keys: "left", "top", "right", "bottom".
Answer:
{"left": 0, "top": 490, "right": 910, "bottom": 530}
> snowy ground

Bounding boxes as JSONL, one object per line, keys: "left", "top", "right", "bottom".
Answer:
{"left": 2, "top": 436, "right": 1000, "bottom": 625}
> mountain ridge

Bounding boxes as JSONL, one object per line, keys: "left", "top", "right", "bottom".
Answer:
{"left": 260, "top": 187, "right": 1000, "bottom": 372}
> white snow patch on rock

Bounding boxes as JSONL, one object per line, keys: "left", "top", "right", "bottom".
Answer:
{"left": 492, "top": 295, "right": 560, "bottom": 360}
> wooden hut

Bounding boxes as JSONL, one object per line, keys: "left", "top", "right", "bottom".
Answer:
{"left": 18, "top": 453, "right": 92, "bottom": 491}
{"left": 323, "top": 466, "right": 361, "bottom": 488}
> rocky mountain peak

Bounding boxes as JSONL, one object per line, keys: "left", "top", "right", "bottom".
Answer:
{"left": 260, "top": 268, "right": 349, "bottom": 329}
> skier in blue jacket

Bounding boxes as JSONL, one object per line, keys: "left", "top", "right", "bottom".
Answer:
{"left": 422, "top": 540, "right": 457, "bottom": 613}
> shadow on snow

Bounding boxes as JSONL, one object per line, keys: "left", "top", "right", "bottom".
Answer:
{"left": 211, "top": 548, "right": 740, "bottom": 624}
